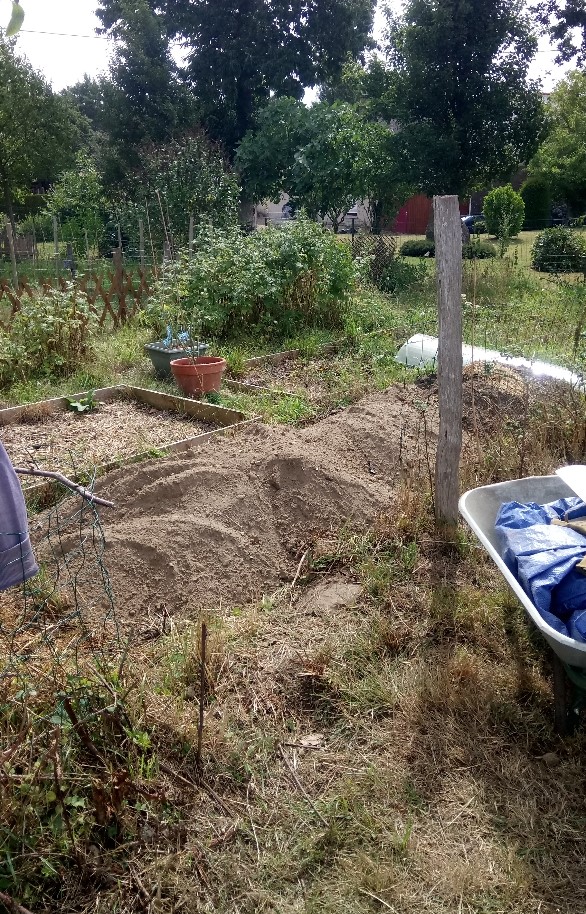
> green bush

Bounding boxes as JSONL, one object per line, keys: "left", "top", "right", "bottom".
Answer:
{"left": 462, "top": 240, "right": 497, "bottom": 259}
{"left": 143, "top": 217, "right": 358, "bottom": 340}
{"left": 400, "top": 239, "right": 435, "bottom": 257}
{"left": 483, "top": 185, "right": 525, "bottom": 239}
{"left": 0, "top": 285, "right": 97, "bottom": 384}
{"left": 520, "top": 176, "right": 552, "bottom": 230}
{"left": 469, "top": 219, "right": 486, "bottom": 235}
{"left": 531, "top": 227, "right": 586, "bottom": 273}
{"left": 378, "top": 257, "right": 427, "bottom": 292}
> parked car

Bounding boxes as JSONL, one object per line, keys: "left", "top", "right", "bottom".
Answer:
{"left": 461, "top": 213, "right": 486, "bottom": 234}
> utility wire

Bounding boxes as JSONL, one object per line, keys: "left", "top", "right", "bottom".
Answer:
{"left": 19, "top": 29, "right": 112, "bottom": 40}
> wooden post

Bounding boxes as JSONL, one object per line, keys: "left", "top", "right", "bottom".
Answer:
{"left": 53, "top": 215, "right": 59, "bottom": 282}
{"left": 4, "top": 215, "right": 18, "bottom": 289}
{"left": 188, "top": 214, "right": 194, "bottom": 259}
{"left": 139, "top": 217, "right": 145, "bottom": 269}
{"left": 112, "top": 247, "right": 125, "bottom": 324}
{"left": 433, "top": 195, "right": 462, "bottom": 533}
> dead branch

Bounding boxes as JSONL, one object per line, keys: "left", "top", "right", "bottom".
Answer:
{"left": 278, "top": 744, "right": 329, "bottom": 827}
{"left": 13, "top": 466, "right": 115, "bottom": 508}
{"left": 0, "top": 890, "right": 36, "bottom": 914}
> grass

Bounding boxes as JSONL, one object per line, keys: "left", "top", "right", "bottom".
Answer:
{"left": 4, "top": 255, "right": 586, "bottom": 911}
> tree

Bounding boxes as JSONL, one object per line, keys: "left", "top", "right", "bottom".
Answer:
{"left": 520, "top": 176, "right": 552, "bottom": 229}
{"left": 134, "top": 132, "right": 240, "bottom": 247}
{"left": 98, "top": 0, "right": 377, "bottom": 153}
{"left": 529, "top": 71, "right": 586, "bottom": 215}
{"left": 0, "top": 39, "right": 81, "bottom": 237}
{"left": 237, "top": 99, "right": 407, "bottom": 232}
{"left": 483, "top": 185, "right": 525, "bottom": 253}
{"left": 45, "top": 153, "right": 108, "bottom": 255}
{"left": 532, "top": 0, "right": 586, "bottom": 64}
{"left": 96, "top": 0, "right": 197, "bottom": 185}
{"left": 385, "top": 0, "right": 544, "bottom": 197}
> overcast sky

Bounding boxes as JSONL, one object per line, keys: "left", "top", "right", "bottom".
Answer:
{"left": 11, "top": 0, "right": 571, "bottom": 93}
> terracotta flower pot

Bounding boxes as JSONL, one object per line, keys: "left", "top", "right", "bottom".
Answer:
{"left": 170, "top": 356, "right": 227, "bottom": 397}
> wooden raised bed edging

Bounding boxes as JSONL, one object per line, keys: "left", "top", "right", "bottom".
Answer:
{"left": 1, "top": 385, "right": 259, "bottom": 499}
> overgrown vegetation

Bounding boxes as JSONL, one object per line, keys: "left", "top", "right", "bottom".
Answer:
{"left": 531, "top": 226, "right": 586, "bottom": 273}
{"left": 142, "top": 217, "right": 359, "bottom": 341}
{"left": 0, "top": 285, "right": 96, "bottom": 384}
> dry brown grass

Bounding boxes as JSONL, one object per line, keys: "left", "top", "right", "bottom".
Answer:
{"left": 5, "top": 373, "right": 586, "bottom": 913}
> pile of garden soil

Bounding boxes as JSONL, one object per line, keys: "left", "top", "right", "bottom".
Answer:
{"left": 88, "top": 372, "right": 526, "bottom": 624}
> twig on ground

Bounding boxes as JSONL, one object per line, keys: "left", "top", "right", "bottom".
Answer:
{"left": 196, "top": 621, "right": 207, "bottom": 769}
{"left": 357, "top": 887, "right": 398, "bottom": 911}
{"left": 0, "top": 890, "right": 36, "bottom": 914}
{"left": 278, "top": 744, "right": 328, "bottom": 827}
{"left": 13, "top": 466, "right": 115, "bottom": 508}
{"left": 289, "top": 547, "right": 311, "bottom": 604}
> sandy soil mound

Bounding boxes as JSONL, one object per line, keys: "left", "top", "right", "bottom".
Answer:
{"left": 96, "top": 386, "right": 430, "bottom": 618}
{"left": 92, "top": 369, "right": 530, "bottom": 620}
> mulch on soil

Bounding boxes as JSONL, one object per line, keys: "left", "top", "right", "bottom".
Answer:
{"left": 1, "top": 398, "right": 214, "bottom": 479}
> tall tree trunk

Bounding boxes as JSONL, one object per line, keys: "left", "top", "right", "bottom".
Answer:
{"left": 3, "top": 178, "right": 18, "bottom": 288}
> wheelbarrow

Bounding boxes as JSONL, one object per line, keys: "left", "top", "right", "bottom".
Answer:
{"left": 459, "top": 471, "right": 586, "bottom": 734}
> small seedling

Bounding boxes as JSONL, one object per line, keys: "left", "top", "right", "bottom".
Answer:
{"left": 67, "top": 391, "right": 98, "bottom": 413}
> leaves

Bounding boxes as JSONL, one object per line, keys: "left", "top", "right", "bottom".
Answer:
{"left": 6, "top": 1, "right": 24, "bottom": 37}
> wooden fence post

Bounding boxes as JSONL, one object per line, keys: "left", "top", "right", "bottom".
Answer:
{"left": 139, "top": 217, "right": 145, "bottom": 269}
{"left": 112, "top": 247, "right": 125, "bottom": 324}
{"left": 433, "top": 195, "right": 462, "bottom": 533}
{"left": 53, "top": 216, "right": 59, "bottom": 282}
{"left": 4, "top": 215, "right": 18, "bottom": 289}
{"left": 188, "top": 214, "right": 194, "bottom": 259}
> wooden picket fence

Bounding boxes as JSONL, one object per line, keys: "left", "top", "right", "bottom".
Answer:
{"left": 0, "top": 257, "right": 151, "bottom": 331}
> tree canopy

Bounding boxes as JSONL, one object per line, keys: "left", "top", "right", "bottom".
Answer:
{"left": 384, "top": 0, "right": 544, "bottom": 197}
{"left": 530, "top": 71, "right": 586, "bottom": 214}
{"left": 532, "top": 0, "right": 586, "bottom": 64}
{"left": 236, "top": 98, "right": 407, "bottom": 232}
{"left": 97, "top": 0, "right": 376, "bottom": 153}
{"left": 0, "top": 39, "right": 81, "bottom": 231}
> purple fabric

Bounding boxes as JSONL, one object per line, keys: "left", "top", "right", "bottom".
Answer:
{"left": 0, "top": 441, "right": 38, "bottom": 590}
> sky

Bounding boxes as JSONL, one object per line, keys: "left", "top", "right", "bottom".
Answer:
{"left": 10, "top": 0, "right": 574, "bottom": 94}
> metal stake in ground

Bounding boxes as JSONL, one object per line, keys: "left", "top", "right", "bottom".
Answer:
{"left": 433, "top": 195, "right": 463, "bottom": 533}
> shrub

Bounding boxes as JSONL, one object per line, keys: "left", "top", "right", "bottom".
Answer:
{"left": 400, "top": 239, "right": 435, "bottom": 257}
{"left": 469, "top": 219, "right": 486, "bottom": 235}
{"left": 378, "top": 257, "right": 427, "bottom": 291}
{"left": 462, "top": 240, "right": 497, "bottom": 259}
{"left": 0, "top": 285, "right": 97, "bottom": 384}
{"left": 531, "top": 227, "right": 586, "bottom": 273}
{"left": 143, "top": 216, "right": 358, "bottom": 340}
{"left": 45, "top": 153, "right": 108, "bottom": 256}
{"left": 483, "top": 186, "right": 525, "bottom": 239}
{"left": 520, "top": 176, "right": 552, "bottom": 230}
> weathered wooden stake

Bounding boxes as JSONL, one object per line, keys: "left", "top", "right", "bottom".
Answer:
{"left": 188, "top": 214, "right": 194, "bottom": 259}
{"left": 433, "top": 195, "right": 462, "bottom": 533}
{"left": 4, "top": 215, "right": 18, "bottom": 289}
{"left": 138, "top": 217, "right": 145, "bottom": 269}
{"left": 53, "top": 215, "right": 59, "bottom": 281}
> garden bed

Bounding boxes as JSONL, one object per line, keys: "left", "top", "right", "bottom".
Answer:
{"left": 0, "top": 385, "right": 254, "bottom": 486}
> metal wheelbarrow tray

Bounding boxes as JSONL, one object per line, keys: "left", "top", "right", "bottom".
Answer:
{"left": 459, "top": 474, "right": 586, "bottom": 733}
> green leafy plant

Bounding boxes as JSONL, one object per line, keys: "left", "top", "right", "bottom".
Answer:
{"left": 400, "top": 239, "right": 435, "bottom": 258}
{"left": 531, "top": 227, "right": 586, "bottom": 273}
{"left": 142, "top": 216, "right": 358, "bottom": 341}
{"left": 462, "top": 240, "right": 497, "bottom": 259}
{"left": 66, "top": 391, "right": 98, "bottom": 413}
{"left": 520, "top": 176, "right": 552, "bottom": 230}
{"left": 483, "top": 185, "right": 525, "bottom": 254}
{"left": 0, "top": 285, "right": 97, "bottom": 385}
{"left": 5, "top": 1, "right": 23, "bottom": 36}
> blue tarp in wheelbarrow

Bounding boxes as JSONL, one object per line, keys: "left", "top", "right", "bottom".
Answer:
{"left": 495, "top": 497, "right": 586, "bottom": 641}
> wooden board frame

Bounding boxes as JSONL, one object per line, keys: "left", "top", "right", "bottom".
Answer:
{"left": 0, "top": 385, "right": 259, "bottom": 497}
